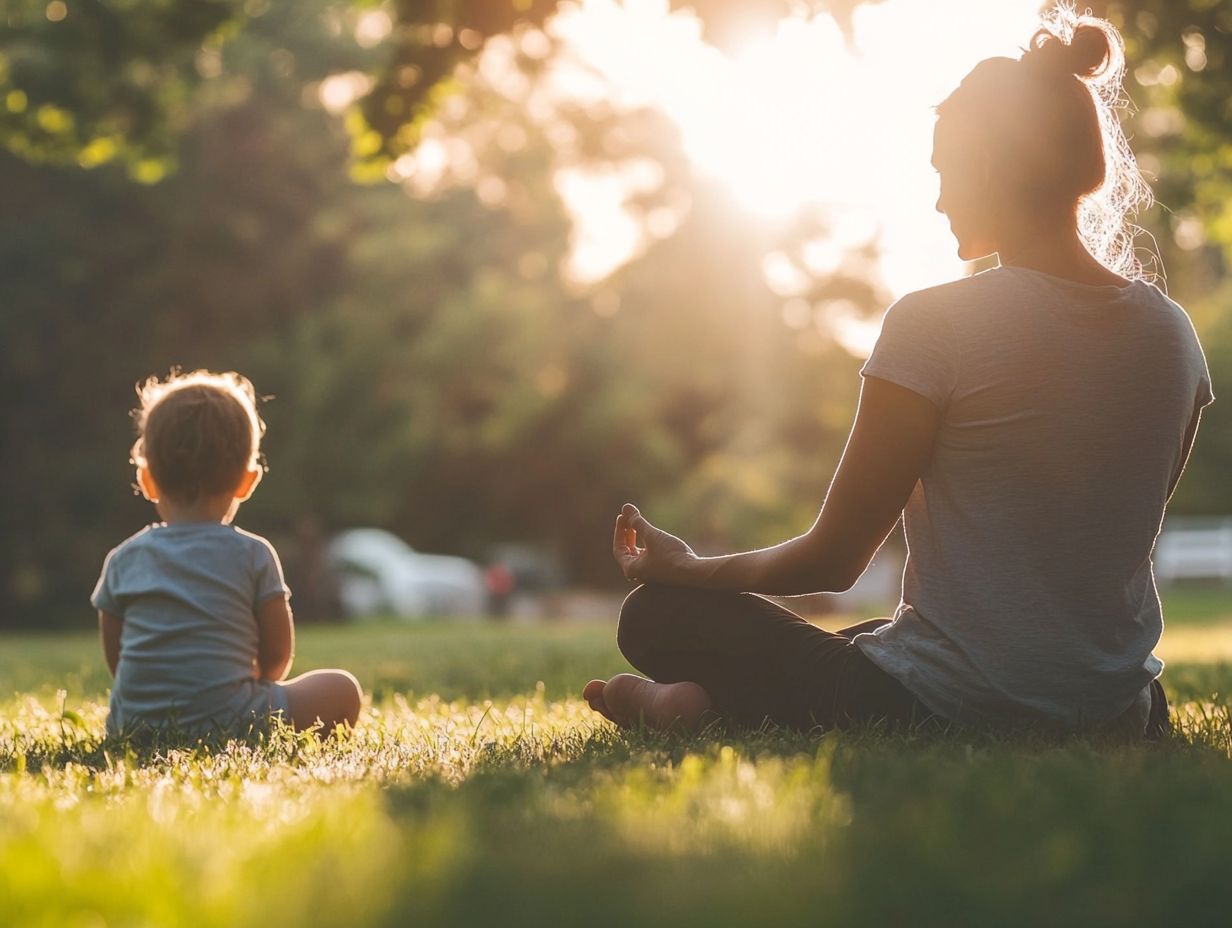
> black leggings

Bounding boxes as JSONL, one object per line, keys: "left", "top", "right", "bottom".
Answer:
{"left": 617, "top": 583, "right": 1171, "bottom": 737}
{"left": 617, "top": 583, "right": 932, "bottom": 731}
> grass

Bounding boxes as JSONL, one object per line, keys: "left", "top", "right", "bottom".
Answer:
{"left": 3, "top": 588, "right": 1232, "bottom": 927}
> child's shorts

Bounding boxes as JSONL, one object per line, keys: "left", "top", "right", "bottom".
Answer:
{"left": 106, "top": 677, "right": 293, "bottom": 740}
{"left": 249, "top": 678, "right": 293, "bottom": 730}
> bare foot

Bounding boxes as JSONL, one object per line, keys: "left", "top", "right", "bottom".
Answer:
{"left": 583, "top": 673, "right": 714, "bottom": 732}
{"left": 583, "top": 679, "right": 616, "bottom": 723}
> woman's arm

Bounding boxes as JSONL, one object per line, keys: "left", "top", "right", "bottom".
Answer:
{"left": 256, "top": 596, "right": 295, "bottom": 682}
{"left": 614, "top": 376, "right": 941, "bottom": 596}
{"left": 99, "top": 611, "right": 122, "bottom": 678}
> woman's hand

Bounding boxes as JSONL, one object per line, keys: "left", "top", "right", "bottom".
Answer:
{"left": 613, "top": 503, "right": 698, "bottom": 584}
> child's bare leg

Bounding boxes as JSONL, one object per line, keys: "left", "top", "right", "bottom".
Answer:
{"left": 583, "top": 673, "right": 714, "bottom": 732}
{"left": 280, "top": 669, "right": 363, "bottom": 735}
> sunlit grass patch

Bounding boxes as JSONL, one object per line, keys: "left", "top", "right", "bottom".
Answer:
{"left": 0, "top": 689, "right": 615, "bottom": 927}
{"left": 2, "top": 621, "right": 1232, "bottom": 927}
{"left": 592, "top": 742, "right": 851, "bottom": 855}
{"left": 0, "top": 762, "right": 398, "bottom": 928}
{"left": 1171, "top": 697, "right": 1232, "bottom": 757}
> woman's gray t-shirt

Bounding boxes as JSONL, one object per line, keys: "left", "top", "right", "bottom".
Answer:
{"left": 855, "top": 266, "right": 1213, "bottom": 727}
{"left": 92, "top": 522, "right": 291, "bottom": 734}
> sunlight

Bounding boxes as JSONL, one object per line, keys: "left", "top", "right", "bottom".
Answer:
{"left": 319, "top": 70, "right": 372, "bottom": 115}
{"left": 553, "top": 165, "right": 648, "bottom": 283}
{"left": 547, "top": 0, "right": 1046, "bottom": 311}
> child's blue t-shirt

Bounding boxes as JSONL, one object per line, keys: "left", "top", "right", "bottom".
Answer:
{"left": 92, "top": 522, "right": 291, "bottom": 735}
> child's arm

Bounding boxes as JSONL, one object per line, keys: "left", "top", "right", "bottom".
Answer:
{"left": 99, "top": 611, "right": 122, "bottom": 678}
{"left": 256, "top": 596, "right": 295, "bottom": 682}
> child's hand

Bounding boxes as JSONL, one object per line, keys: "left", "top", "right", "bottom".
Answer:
{"left": 613, "top": 503, "right": 698, "bottom": 584}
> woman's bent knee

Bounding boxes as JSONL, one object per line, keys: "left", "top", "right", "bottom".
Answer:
{"left": 616, "top": 584, "right": 656, "bottom": 664}
{"left": 617, "top": 583, "right": 696, "bottom": 667}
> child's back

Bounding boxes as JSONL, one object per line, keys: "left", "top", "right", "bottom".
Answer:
{"left": 94, "top": 522, "right": 289, "bottom": 736}
{"left": 94, "top": 369, "right": 362, "bottom": 740}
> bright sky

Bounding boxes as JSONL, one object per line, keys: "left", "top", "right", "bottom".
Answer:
{"left": 339, "top": 0, "right": 1051, "bottom": 355}
{"left": 542, "top": 0, "right": 1046, "bottom": 343}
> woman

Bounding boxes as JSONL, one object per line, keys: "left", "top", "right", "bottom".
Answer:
{"left": 583, "top": 11, "right": 1213, "bottom": 737}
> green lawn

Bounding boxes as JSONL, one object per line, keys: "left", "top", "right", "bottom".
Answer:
{"left": 3, "top": 591, "right": 1232, "bottom": 927}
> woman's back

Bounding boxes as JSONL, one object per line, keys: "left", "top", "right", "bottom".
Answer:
{"left": 855, "top": 266, "right": 1213, "bottom": 726}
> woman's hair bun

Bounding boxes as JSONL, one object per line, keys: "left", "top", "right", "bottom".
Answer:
{"left": 1067, "top": 23, "right": 1112, "bottom": 78}
{"left": 1026, "top": 21, "right": 1112, "bottom": 81}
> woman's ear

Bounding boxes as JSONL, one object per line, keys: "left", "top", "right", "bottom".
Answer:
{"left": 137, "top": 466, "right": 159, "bottom": 503}
{"left": 234, "top": 467, "right": 262, "bottom": 502}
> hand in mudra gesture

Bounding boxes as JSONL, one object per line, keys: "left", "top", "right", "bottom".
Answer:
{"left": 612, "top": 503, "right": 697, "bottom": 584}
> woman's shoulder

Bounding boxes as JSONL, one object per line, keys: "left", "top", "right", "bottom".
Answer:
{"left": 896, "top": 266, "right": 1196, "bottom": 324}
{"left": 873, "top": 273, "right": 1007, "bottom": 349}
{"left": 1141, "top": 281, "right": 1204, "bottom": 331}
{"left": 892, "top": 268, "right": 1011, "bottom": 314}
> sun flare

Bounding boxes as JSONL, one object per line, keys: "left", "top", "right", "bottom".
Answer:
{"left": 547, "top": 0, "right": 1048, "bottom": 321}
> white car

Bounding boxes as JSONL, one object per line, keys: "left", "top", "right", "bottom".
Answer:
{"left": 327, "top": 528, "right": 487, "bottom": 620}
{"left": 1154, "top": 518, "right": 1232, "bottom": 584}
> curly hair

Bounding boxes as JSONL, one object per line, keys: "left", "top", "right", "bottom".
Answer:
{"left": 130, "top": 370, "right": 265, "bottom": 504}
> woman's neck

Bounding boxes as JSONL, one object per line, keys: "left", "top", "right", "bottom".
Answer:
{"left": 996, "top": 222, "right": 1130, "bottom": 287}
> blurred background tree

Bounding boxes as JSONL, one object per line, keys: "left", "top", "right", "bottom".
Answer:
{"left": 0, "top": 0, "right": 1226, "bottom": 626}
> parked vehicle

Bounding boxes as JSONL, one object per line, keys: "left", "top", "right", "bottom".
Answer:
{"left": 486, "top": 543, "right": 566, "bottom": 593}
{"left": 326, "top": 528, "right": 487, "bottom": 619}
{"left": 1154, "top": 517, "right": 1232, "bottom": 584}
{"left": 483, "top": 543, "right": 567, "bottom": 619}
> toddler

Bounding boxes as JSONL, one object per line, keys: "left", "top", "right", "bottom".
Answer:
{"left": 92, "top": 370, "right": 362, "bottom": 738}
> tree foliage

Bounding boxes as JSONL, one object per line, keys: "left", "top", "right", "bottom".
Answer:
{"left": 1099, "top": 0, "right": 1232, "bottom": 257}
{"left": 0, "top": 0, "right": 239, "bottom": 177}
{"left": 0, "top": 0, "right": 873, "bottom": 626}
{"left": 1, "top": 0, "right": 1228, "bottom": 625}
{"left": 0, "top": 0, "right": 884, "bottom": 175}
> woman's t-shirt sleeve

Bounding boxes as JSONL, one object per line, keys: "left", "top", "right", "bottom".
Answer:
{"left": 1198, "top": 376, "right": 1214, "bottom": 409}
{"left": 860, "top": 293, "right": 959, "bottom": 410}
{"left": 253, "top": 538, "right": 291, "bottom": 605}
{"left": 1196, "top": 354, "right": 1214, "bottom": 409}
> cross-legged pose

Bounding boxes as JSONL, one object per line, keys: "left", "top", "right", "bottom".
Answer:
{"left": 584, "top": 11, "right": 1212, "bottom": 738}
{"left": 94, "top": 370, "right": 363, "bottom": 739}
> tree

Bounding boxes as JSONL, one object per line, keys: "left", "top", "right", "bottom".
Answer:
{"left": 0, "top": 1, "right": 887, "bottom": 175}
{"left": 1098, "top": 1, "right": 1232, "bottom": 260}
{"left": 0, "top": 0, "right": 874, "bottom": 625}
{"left": 3, "top": 0, "right": 1228, "bottom": 625}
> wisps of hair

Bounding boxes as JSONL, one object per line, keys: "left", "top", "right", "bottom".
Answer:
{"left": 131, "top": 369, "right": 265, "bottom": 464}
{"left": 1030, "top": 4, "right": 1155, "bottom": 280}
